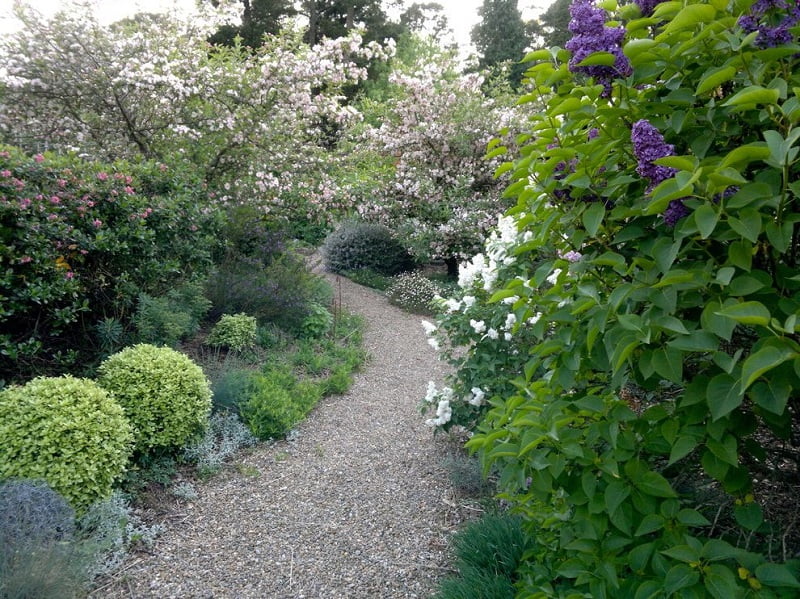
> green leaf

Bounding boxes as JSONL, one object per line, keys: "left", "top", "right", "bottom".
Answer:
{"left": 653, "top": 347, "right": 683, "bottom": 383}
{"left": 704, "top": 564, "right": 739, "bottom": 599}
{"left": 722, "top": 85, "right": 781, "bottom": 108}
{"left": 583, "top": 202, "right": 605, "bottom": 236}
{"left": 635, "top": 513, "right": 665, "bottom": 536}
{"left": 697, "top": 66, "right": 737, "bottom": 95}
{"left": 654, "top": 155, "right": 696, "bottom": 171}
{"left": 707, "top": 435, "right": 738, "bottom": 466}
{"left": 707, "top": 373, "right": 744, "bottom": 420}
{"left": 664, "top": 563, "right": 700, "bottom": 594}
{"left": 766, "top": 220, "right": 795, "bottom": 253}
{"left": 676, "top": 508, "right": 710, "bottom": 527}
{"left": 720, "top": 144, "right": 771, "bottom": 169}
{"left": 661, "top": 544, "right": 701, "bottom": 563}
{"left": 629, "top": 542, "right": 655, "bottom": 572}
{"left": 734, "top": 502, "right": 763, "bottom": 531}
{"left": 668, "top": 331, "right": 719, "bottom": 352}
{"left": 694, "top": 204, "right": 719, "bottom": 238}
{"left": 755, "top": 563, "right": 800, "bottom": 588}
{"left": 741, "top": 344, "right": 797, "bottom": 392}
{"left": 605, "top": 480, "right": 630, "bottom": 515}
{"left": 668, "top": 435, "right": 699, "bottom": 465}
{"left": 662, "top": 3, "right": 716, "bottom": 33}
{"left": 715, "top": 301, "right": 770, "bottom": 326}
{"left": 634, "top": 470, "right": 677, "bottom": 498}
{"left": 749, "top": 379, "right": 792, "bottom": 415}
{"left": 576, "top": 51, "right": 617, "bottom": 67}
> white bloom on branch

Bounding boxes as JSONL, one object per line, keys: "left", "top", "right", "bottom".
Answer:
{"left": 546, "top": 268, "right": 563, "bottom": 285}
{"left": 470, "top": 319, "right": 486, "bottom": 334}
{"left": 421, "top": 319, "right": 437, "bottom": 336}
{"left": 424, "top": 381, "right": 438, "bottom": 403}
{"left": 468, "top": 387, "right": 486, "bottom": 406}
{"left": 486, "top": 328, "right": 499, "bottom": 340}
{"left": 504, "top": 313, "right": 517, "bottom": 330}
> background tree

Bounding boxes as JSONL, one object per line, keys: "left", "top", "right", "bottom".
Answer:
{"left": 470, "top": 0, "right": 531, "bottom": 87}
{"left": 207, "top": 0, "right": 296, "bottom": 48}
{"left": 532, "top": 0, "right": 571, "bottom": 49}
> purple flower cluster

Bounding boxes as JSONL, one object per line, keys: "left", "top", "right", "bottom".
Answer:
{"left": 631, "top": 119, "right": 677, "bottom": 187}
{"left": 739, "top": 0, "right": 800, "bottom": 48}
{"left": 634, "top": 0, "right": 661, "bottom": 17}
{"left": 631, "top": 119, "right": 689, "bottom": 227}
{"left": 565, "top": 0, "right": 632, "bottom": 96}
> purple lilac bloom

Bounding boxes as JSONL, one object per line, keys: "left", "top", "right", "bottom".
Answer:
{"left": 565, "top": 0, "right": 632, "bottom": 96}
{"left": 631, "top": 119, "right": 677, "bottom": 187}
{"left": 635, "top": 0, "right": 661, "bottom": 17}
{"left": 588, "top": 127, "right": 600, "bottom": 139}
{"left": 664, "top": 199, "right": 690, "bottom": 227}
{"left": 738, "top": 0, "right": 800, "bottom": 48}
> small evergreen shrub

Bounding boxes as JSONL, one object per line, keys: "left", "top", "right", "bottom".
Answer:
{"left": 442, "top": 452, "right": 495, "bottom": 498}
{"left": 183, "top": 411, "right": 258, "bottom": 478}
{"left": 322, "top": 221, "right": 415, "bottom": 275}
{"left": 240, "top": 369, "right": 323, "bottom": 440}
{"left": 300, "top": 303, "right": 333, "bottom": 338}
{"left": 385, "top": 271, "right": 445, "bottom": 314}
{"left": 134, "top": 281, "right": 211, "bottom": 347}
{"left": 97, "top": 344, "right": 212, "bottom": 453}
{"left": 210, "top": 368, "right": 257, "bottom": 415}
{"left": 0, "top": 376, "right": 133, "bottom": 511}
{"left": 205, "top": 313, "right": 258, "bottom": 352}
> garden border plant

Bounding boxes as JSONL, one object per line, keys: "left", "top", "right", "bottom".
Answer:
{"left": 425, "top": 0, "right": 800, "bottom": 596}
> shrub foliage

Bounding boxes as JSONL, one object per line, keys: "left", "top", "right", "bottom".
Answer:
{"left": 0, "top": 376, "right": 133, "bottom": 511}
{"left": 429, "top": 0, "right": 800, "bottom": 596}
{"left": 322, "top": 221, "right": 415, "bottom": 275}
{"left": 97, "top": 344, "right": 212, "bottom": 453}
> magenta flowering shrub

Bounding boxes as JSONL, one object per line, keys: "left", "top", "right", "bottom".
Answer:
{"left": 0, "top": 146, "right": 219, "bottom": 382}
{"left": 428, "top": 0, "right": 800, "bottom": 595}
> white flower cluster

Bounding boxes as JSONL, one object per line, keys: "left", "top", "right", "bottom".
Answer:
{"left": 421, "top": 319, "right": 440, "bottom": 351}
{"left": 423, "top": 382, "right": 454, "bottom": 427}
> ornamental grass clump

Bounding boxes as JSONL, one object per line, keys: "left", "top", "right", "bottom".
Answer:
{"left": 0, "top": 376, "right": 133, "bottom": 512}
{"left": 385, "top": 271, "right": 445, "bottom": 315}
{"left": 322, "top": 221, "right": 415, "bottom": 276}
{"left": 97, "top": 344, "right": 212, "bottom": 454}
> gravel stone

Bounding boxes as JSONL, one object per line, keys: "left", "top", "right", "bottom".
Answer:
{"left": 94, "top": 271, "right": 469, "bottom": 598}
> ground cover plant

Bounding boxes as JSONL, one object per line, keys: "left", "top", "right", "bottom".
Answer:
{"left": 425, "top": 0, "right": 800, "bottom": 596}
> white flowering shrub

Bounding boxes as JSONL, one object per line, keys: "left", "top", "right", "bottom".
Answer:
{"left": 385, "top": 271, "right": 445, "bottom": 315}
{"left": 420, "top": 215, "right": 545, "bottom": 432}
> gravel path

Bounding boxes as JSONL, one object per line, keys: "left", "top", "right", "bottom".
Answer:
{"left": 97, "top": 272, "right": 466, "bottom": 598}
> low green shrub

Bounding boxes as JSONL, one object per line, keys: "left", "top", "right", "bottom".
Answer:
{"left": 322, "top": 221, "right": 414, "bottom": 276}
{"left": 134, "top": 281, "right": 211, "bottom": 347}
{"left": 210, "top": 368, "right": 257, "bottom": 415}
{"left": 385, "top": 271, "right": 445, "bottom": 314}
{"left": 300, "top": 303, "right": 334, "bottom": 339}
{"left": 0, "top": 479, "right": 76, "bottom": 547}
{"left": 240, "top": 369, "right": 323, "bottom": 440}
{"left": 434, "top": 513, "right": 528, "bottom": 599}
{"left": 97, "top": 344, "right": 212, "bottom": 453}
{"left": 441, "top": 452, "right": 495, "bottom": 499}
{"left": 0, "top": 376, "right": 133, "bottom": 511}
{"left": 205, "top": 313, "right": 258, "bottom": 352}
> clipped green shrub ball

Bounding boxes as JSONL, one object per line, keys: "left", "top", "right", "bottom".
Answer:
{"left": 205, "top": 312, "right": 258, "bottom": 351}
{"left": 322, "top": 221, "right": 414, "bottom": 276}
{"left": 0, "top": 376, "right": 133, "bottom": 511}
{"left": 97, "top": 344, "right": 212, "bottom": 453}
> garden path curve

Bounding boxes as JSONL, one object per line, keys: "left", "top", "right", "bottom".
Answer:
{"left": 97, "top": 269, "right": 463, "bottom": 598}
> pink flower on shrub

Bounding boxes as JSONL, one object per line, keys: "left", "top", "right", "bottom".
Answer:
{"left": 65, "top": 271, "right": 74, "bottom": 279}
{"left": 124, "top": 186, "right": 134, "bottom": 194}
{"left": 19, "top": 256, "right": 32, "bottom": 264}
{"left": 57, "top": 179, "right": 67, "bottom": 187}
{"left": 50, "top": 196, "right": 60, "bottom": 204}
{"left": 1, "top": 170, "right": 11, "bottom": 177}
{"left": 92, "top": 219, "right": 102, "bottom": 228}
{"left": 18, "top": 198, "right": 31, "bottom": 209}
{"left": 0, "top": 151, "right": 9, "bottom": 158}
{"left": 34, "top": 154, "right": 44, "bottom": 163}
{"left": 97, "top": 172, "right": 108, "bottom": 181}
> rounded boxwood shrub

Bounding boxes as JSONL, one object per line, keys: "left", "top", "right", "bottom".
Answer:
{"left": 205, "top": 313, "right": 258, "bottom": 352}
{"left": 97, "top": 344, "right": 212, "bottom": 453}
{"left": 322, "top": 221, "right": 414, "bottom": 276}
{"left": 385, "top": 271, "right": 445, "bottom": 315}
{"left": 0, "top": 376, "right": 133, "bottom": 511}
